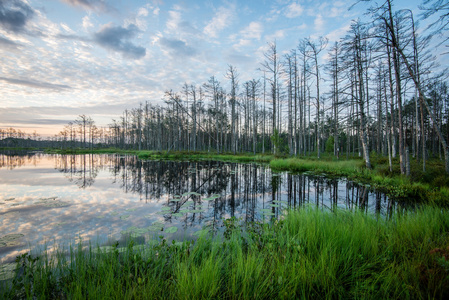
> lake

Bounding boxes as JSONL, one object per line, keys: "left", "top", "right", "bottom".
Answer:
{"left": 0, "top": 152, "right": 396, "bottom": 264}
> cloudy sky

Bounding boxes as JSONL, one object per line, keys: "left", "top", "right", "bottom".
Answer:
{"left": 0, "top": 0, "right": 437, "bottom": 137}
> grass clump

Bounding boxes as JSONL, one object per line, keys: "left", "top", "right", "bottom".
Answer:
{"left": 1, "top": 206, "right": 449, "bottom": 299}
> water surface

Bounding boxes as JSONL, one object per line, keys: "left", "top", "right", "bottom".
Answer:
{"left": 0, "top": 152, "right": 395, "bottom": 264}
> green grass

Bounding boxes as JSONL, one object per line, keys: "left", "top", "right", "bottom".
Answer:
{"left": 1, "top": 206, "right": 449, "bottom": 299}
{"left": 270, "top": 156, "right": 449, "bottom": 207}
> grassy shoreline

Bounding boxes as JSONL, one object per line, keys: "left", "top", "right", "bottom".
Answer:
{"left": 1, "top": 206, "right": 448, "bottom": 299}
{"left": 37, "top": 147, "right": 449, "bottom": 206}
{"left": 2, "top": 148, "right": 449, "bottom": 298}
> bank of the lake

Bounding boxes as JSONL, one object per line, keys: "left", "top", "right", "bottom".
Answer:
{"left": 1, "top": 206, "right": 448, "bottom": 299}
{"left": 42, "top": 148, "right": 449, "bottom": 207}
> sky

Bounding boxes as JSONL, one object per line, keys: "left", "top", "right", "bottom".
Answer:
{"left": 0, "top": 0, "right": 441, "bottom": 137}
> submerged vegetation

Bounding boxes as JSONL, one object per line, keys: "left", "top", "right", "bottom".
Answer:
{"left": 1, "top": 206, "right": 448, "bottom": 299}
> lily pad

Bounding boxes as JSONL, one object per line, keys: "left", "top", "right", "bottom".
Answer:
{"left": 165, "top": 226, "right": 178, "bottom": 233}
{"left": 170, "top": 198, "right": 182, "bottom": 202}
{"left": 186, "top": 209, "right": 205, "bottom": 214}
{"left": 270, "top": 204, "right": 280, "bottom": 208}
{"left": 92, "top": 246, "right": 127, "bottom": 254}
{"left": 261, "top": 209, "right": 273, "bottom": 212}
{"left": 182, "top": 192, "right": 201, "bottom": 197}
{"left": 121, "top": 226, "right": 149, "bottom": 236}
{"left": 148, "top": 222, "right": 164, "bottom": 232}
{"left": 120, "top": 215, "right": 130, "bottom": 220}
{"left": 172, "top": 213, "right": 184, "bottom": 217}
{"left": 0, "top": 263, "right": 16, "bottom": 280}
{"left": 263, "top": 212, "right": 276, "bottom": 216}
{"left": 35, "top": 199, "right": 70, "bottom": 208}
{"left": 193, "top": 229, "right": 209, "bottom": 236}
{"left": 126, "top": 208, "right": 137, "bottom": 212}
{"left": 147, "top": 240, "right": 159, "bottom": 246}
{"left": 0, "top": 233, "right": 24, "bottom": 247}
{"left": 111, "top": 212, "right": 119, "bottom": 216}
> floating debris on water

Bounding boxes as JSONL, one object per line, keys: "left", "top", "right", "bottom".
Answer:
{"left": 0, "top": 233, "right": 25, "bottom": 248}
{"left": 120, "top": 215, "right": 130, "bottom": 220}
{"left": 4, "top": 198, "right": 15, "bottom": 201}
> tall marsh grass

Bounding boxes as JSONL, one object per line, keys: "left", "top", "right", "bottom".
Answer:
{"left": 1, "top": 206, "right": 448, "bottom": 299}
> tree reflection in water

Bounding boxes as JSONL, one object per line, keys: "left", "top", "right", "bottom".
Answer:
{"left": 53, "top": 154, "right": 398, "bottom": 220}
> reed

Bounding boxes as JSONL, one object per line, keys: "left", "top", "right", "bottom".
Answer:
{"left": 2, "top": 206, "right": 448, "bottom": 299}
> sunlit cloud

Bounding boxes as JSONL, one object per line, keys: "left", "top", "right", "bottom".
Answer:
{"left": 203, "top": 5, "right": 235, "bottom": 38}
{"left": 59, "top": 0, "right": 112, "bottom": 13}
{"left": 285, "top": 2, "right": 304, "bottom": 18}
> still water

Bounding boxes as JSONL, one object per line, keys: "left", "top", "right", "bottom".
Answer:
{"left": 1, "top": 152, "right": 395, "bottom": 264}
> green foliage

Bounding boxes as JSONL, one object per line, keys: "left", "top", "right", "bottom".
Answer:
{"left": 270, "top": 129, "right": 281, "bottom": 154}
{"left": 1, "top": 207, "right": 449, "bottom": 299}
{"left": 325, "top": 136, "right": 334, "bottom": 153}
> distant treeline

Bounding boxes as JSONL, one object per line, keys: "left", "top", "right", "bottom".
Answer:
{"left": 5, "top": 1, "right": 449, "bottom": 175}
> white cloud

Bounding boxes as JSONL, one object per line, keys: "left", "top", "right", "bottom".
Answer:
{"left": 60, "top": 23, "right": 75, "bottom": 34}
{"left": 241, "top": 22, "right": 263, "bottom": 40}
{"left": 203, "top": 5, "right": 235, "bottom": 38}
{"left": 314, "top": 14, "right": 324, "bottom": 32}
{"left": 265, "top": 29, "right": 285, "bottom": 42}
{"left": 166, "top": 10, "right": 181, "bottom": 32}
{"left": 82, "top": 15, "right": 93, "bottom": 31}
{"left": 137, "top": 7, "right": 149, "bottom": 17}
{"left": 285, "top": 2, "right": 304, "bottom": 18}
